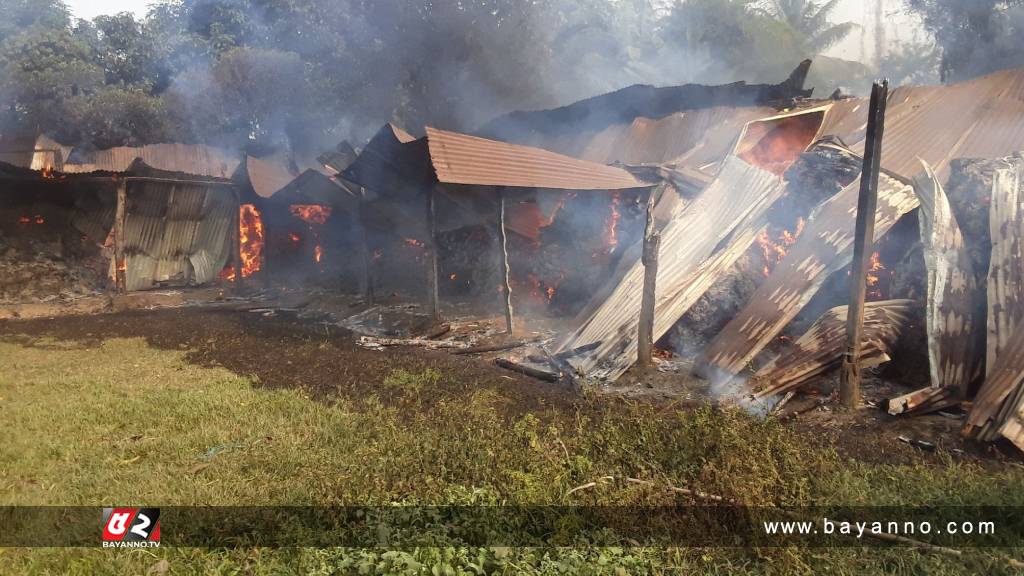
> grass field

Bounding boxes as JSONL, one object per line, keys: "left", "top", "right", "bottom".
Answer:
{"left": 2, "top": 334, "right": 1024, "bottom": 574}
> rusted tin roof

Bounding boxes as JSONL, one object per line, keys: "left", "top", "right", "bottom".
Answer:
{"left": 817, "top": 67, "right": 1024, "bottom": 182}
{"left": 65, "top": 143, "right": 241, "bottom": 178}
{"left": 245, "top": 155, "right": 297, "bottom": 199}
{"left": 425, "top": 126, "right": 646, "bottom": 190}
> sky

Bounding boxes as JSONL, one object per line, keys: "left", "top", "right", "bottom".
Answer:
{"left": 65, "top": 0, "right": 149, "bottom": 21}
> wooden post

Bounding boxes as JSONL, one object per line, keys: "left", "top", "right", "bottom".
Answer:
{"left": 356, "top": 187, "right": 373, "bottom": 303}
{"left": 496, "top": 187, "right": 514, "bottom": 334}
{"left": 841, "top": 79, "right": 889, "bottom": 408}
{"left": 231, "top": 195, "right": 243, "bottom": 292}
{"left": 113, "top": 178, "right": 127, "bottom": 294}
{"left": 638, "top": 184, "right": 666, "bottom": 369}
{"left": 425, "top": 185, "right": 440, "bottom": 320}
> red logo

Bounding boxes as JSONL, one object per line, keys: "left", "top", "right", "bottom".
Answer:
{"left": 102, "top": 508, "right": 161, "bottom": 548}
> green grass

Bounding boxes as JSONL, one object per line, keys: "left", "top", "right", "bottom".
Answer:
{"left": 1, "top": 336, "right": 1023, "bottom": 574}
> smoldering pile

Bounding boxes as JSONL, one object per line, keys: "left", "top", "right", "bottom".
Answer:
{"left": 0, "top": 230, "right": 106, "bottom": 304}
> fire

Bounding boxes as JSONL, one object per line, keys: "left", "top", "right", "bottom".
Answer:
{"left": 602, "top": 192, "right": 621, "bottom": 255}
{"left": 18, "top": 215, "right": 44, "bottom": 225}
{"left": 239, "top": 204, "right": 265, "bottom": 277}
{"left": 42, "top": 166, "right": 55, "bottom": 179}
{"left": 288, "top": 233, "right": 301, "bottom": 243}
{"left": 289, "top": 205, "right": 332, "bottom": 266}
{"left": 404, "top": 238, "right": 425, "bottom": 248}
{"left": 756, "top": 217, "right": 805, "bottom": 276}
{"left": 450, "top": 273, "right": 457, "bottom": 280}
{"left": 289, "top": 205, "right": 332, "bottom": 226}
{"left": 866, "top": 251, "right": 886, "bottom": 299}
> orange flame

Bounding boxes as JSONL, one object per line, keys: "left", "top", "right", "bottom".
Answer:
{"left": 289, "top": 205, "right": 331, "bottom": 266}
{"left": 866, "top": 251, "right": 886, "bottom": 299}
{"left": 602, "top": 192, "right": 621, "bottom": 255}
{"left": 288, "top": 233, "right": 301, "bottom": 243}
{"left": 239, "top": 204, "right": 265, "bottom": 277}
{"left": 289, "top": 205, "right": 332, "bottom": 226}
{"left": 756, "top": 217, "right": 805, "bottom": 277}
{"left": 18, "top": 216, "right": 30, "bottom": 224}
{"left": 404, "top": 238, "right": 425, "bottom": 248}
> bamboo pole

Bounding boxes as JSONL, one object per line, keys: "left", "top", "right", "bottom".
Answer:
{"left": 425, "top": 185, "right": 440, "bottom": 320}
{"left": 840, "top": 79, "right": 889, "bottom": 408}
{"left": 113, "top": 178, "right": 128, "bottom": 294}
{"left": 496, "top": 187, "right": 514, "bottom": 334}
{"left": 637, "top": 184, "right": 666, "bottom": 369}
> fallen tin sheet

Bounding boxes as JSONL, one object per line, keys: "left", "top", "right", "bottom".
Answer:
{"left": 985, "top": 158, "right": 1024, "bottom": 372}
{"left": 552, "top": 156, "right": 787, "bottom": 381}
{"left": 914, "top": 161, "right": 980, "bottom": 396}
{"left": 752, "top": 299, "right": 912, "bottom": 399}
{"left": 699, "top": 168, "right": 918, "bottom": 378}
{"left": 966, "top": 158, "right": 1024, "bottom": 440}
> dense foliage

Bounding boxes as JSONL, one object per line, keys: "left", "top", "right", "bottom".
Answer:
{"left": 0, "top": 0, "right": 1009, "bottom": 153}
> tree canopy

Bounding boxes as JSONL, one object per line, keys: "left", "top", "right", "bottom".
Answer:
{"left": 0, "top": 0, "right": 981, "bottom": 154}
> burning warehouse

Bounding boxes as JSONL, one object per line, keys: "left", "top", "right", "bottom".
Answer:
{"left": 5, "top": 60, "right": 1024, "bottom": 454}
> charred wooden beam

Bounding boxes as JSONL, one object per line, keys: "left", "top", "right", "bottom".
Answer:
{"left": 637, "top": 184, "right": 666, "bottom": 370}
{"left": 425, "top": 185, "right": 440, "bottom": 320}
{"left": 914, "top": 161, "right": 979, "bottom": 397}
{"left": 494, "top": 358, "right": 559, "bottom": 382}
{"left": 113, "top": 178, "right": 128, "bottom": 294}
{"left": 753, "top": 299, "right": 911, "bottom": 400}
{"left": 841, "top": 79, "right": 888, "bottom": 409}
{"left": 496, "top": 187, "right": 514, "bottom": 334}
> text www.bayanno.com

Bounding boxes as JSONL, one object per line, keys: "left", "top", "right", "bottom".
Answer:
{"left": 763, "top": 518, "right": 996, "bottom": 539}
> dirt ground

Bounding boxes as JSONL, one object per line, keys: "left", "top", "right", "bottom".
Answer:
{"left": 2, "top": 305, "right": 1022, "bottom": 468}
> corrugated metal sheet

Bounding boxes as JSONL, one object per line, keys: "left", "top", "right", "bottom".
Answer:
{"left": 246, "top": 155, "right": 297, "bottom": 198}
{"left": 915, "top": 161, "right": 980, "bottom": 395}
{"left": 699, "top": 167, "right": 919, "bottom": 377}
{"left": 65, "top": 143, "right": 241, "bottom": 178}
{"left": 552, "top": 156, "right": 787, "bottom": 380}
{"left": 0, "top": 134, "right": 69, "bottom": 171}
{"left": 966, "top": 157, "right": 1024, "bottom": 438}
{"left": 817, "top": 67, "right": 1024, "bottom": 183}
{"left": 504, "top": 106, "right": 775, "bottom": 170}
{"left": 342, "top": 124, "right": 434, "bottom": 198}
{"left": 268, "top": 169, "right": 356, "bottom": 209}
{"left": 753, "top": 300, "right": 912, "bottom": 399}
{"left": 122, "top": 180, "right": 234, "bottom": 291}
{"left": 425, "top": 126, "right": 646, "bottom": 190}
{"left": 478, "top": 61, "right": 812, "bottom": 142}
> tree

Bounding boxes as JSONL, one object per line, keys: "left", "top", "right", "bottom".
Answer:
{"left": 767, "top": 0, "right": 857, "bottom": 53}
{"left": 0, "top": 25, "right": 103, "bottom": 138}
{"left": 905, "top": 0, "right": 1024, "bottom": 82}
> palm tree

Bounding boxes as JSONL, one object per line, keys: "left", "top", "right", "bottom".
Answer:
{"left": 767, "top": 0, "right": 857, "bottom": 53}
